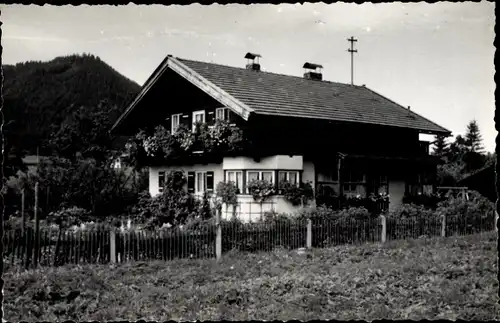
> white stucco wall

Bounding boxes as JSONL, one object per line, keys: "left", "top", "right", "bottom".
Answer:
{"left": 149, "top": 155, "right": 314, "bottom": 221}
{"left": 222, "top": 155, "right": 303, "bottom": 170}
{"left": 221, "top": 195, "right": 304, "bottom": 223}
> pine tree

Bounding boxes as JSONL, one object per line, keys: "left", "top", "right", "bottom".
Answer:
{"left": 465, "top": 120, "right": 484, "bottom": 153}
{"left": 432, "top": 135, "right": 449, "bottom": 158}
{"left": 447, "top": 134, "right": 467, "bottom": 164}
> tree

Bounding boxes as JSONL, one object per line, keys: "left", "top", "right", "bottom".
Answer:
{"left": 464, "top": 120, "right": 484, "bottom": 153}
{"left": 47, "top": 100, "right": 120, "bottom": 164}
{"left": 26, "top": 100, "right": 140, "bottom": 219}
{"left": 447, "top": 134, "right": 467, "bottom": 164}
{"left": 432, "top": 135, "right": 449, "bottom": 159}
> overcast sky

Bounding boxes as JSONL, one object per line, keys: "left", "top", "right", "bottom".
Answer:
{"left": 2, "top": 2, "right": 495, "bottom": 152}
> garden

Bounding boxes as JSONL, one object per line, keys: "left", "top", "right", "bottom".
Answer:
{"left": 3, "top": 231, "right": 498, "bottom": 321}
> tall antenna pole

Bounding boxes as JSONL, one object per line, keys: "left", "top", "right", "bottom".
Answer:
{"left": 347, "top": 36, "right": 358, "bottom": 85}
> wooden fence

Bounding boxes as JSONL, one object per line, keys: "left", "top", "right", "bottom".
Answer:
{"left": 4, "top": 211, "right": 498, "bottom": 269}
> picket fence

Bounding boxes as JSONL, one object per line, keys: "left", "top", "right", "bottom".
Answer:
{"left": 4, "top": 211, "right": 498, "bottom": 269}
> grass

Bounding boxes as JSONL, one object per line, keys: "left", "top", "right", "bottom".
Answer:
{"left": 3, "top": 232, "right": 499, "bottom": 321}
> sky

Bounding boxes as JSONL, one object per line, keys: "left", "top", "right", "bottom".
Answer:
{"left": 1, "top": 2, "right": 496, "bottom": 152}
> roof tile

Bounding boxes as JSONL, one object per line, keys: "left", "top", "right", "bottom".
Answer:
{"left": 179, "top": 58, "right": 450, "bottom": 134}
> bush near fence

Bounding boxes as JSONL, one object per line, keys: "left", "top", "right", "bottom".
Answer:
{"left": 3, "top": 191, "right": 496, "bottom": 269}
{"left": 114, "top": 225, "right": 216, "bottom": 262}
{"left": 384, "top": 191, "right": 495, "bottom": 240}
{"left": 220, "top": 218, "right": 308, "bottom": 252}
{"left": 3, "top": 227, "right": 111, "bottom": 269}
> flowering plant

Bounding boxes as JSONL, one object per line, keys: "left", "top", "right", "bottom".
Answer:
{"left": 279, "top": 181, "right": 314, "bottom": 206}
{"left": 247, "top": 179, "right": 275, "bottom": 203}
{"left": 128, "top": 120, "right": 246, "bottom": 166}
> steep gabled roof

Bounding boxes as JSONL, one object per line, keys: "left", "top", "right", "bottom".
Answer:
{"left": 112, "top": 55, "right": 451, "bottom": 135}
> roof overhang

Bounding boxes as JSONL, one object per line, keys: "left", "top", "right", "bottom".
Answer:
{"left": 345, "top": 154, "right": 446, "bottom": 165}
{"left": 110, "top": 55, "right": 254, "bottom": 134}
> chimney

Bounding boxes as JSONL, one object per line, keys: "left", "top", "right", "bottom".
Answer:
{"left": 303, "top": 62, "right": 323, "bottom": 81}
{"left": 245, "top": 52, "right": 261, "bottom": 71}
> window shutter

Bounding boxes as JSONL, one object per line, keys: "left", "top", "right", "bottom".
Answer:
{"left": 224, "top": 108, "right": 230, "bottom": 121}
{"left": 206, "top": 171, "right": 214, "bottom": 191}
{"left": 187, "top": 171, "right": 195, "bottom": 193}
{"left": 158, "top": 171, "right": 165, "bottom": 193}
{"left": 206, "top": 110, "right": 215, "bottom": 125}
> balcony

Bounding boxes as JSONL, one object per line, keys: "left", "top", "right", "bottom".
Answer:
{"left": 131, "top": 120, "right": 248, "bottom": 167}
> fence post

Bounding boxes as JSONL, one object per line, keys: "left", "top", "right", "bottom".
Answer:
{"left": 306, "top": 218, "right": 312, "bottom": 249}
{"left": 495, "top": 211, "right": 499, "bottom": 232}
{"left": 33, "top": 182, "right": 40, "bottom": 268}
{"left": 441, "top": 214, "right": 446, "bottom": 237}
{"left": 215, "top": 209, "right": 222, "bottom": 261}
{"left": 21, "top": 188, "right": 25, "bottom": 235}
{"left": 110, "top": 230, "right": 116, "bottom": 263}
{"left": 380, "top": 215, "right": 386, "bottom": 243}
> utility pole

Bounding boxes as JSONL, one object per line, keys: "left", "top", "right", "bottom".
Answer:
{"left": 347, "top": 36, "right": 358, "bottom": 85}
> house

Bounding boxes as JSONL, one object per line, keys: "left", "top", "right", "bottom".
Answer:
{"left": 111, "top": 52, "right": 450, "bottom": 221}
{"left": 458, "top": 163, "right": 496, "bottom": 203}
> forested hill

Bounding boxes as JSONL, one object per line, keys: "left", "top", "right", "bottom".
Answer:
{"left": 3, "top": 53, "right": 141, "bottom": 155}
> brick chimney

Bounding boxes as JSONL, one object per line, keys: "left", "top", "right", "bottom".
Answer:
{"left": 245, "top": 52, "right": 261, "bottom": 71}
{"left": 303, "top": 62, "right": 323, "bottom": 81}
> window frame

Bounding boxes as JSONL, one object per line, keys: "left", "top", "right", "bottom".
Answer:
{"left": 171, "top": 113, "right": 182, "bottom": 133}
{"left": 225, "top": 170, "right": 243, "bottom": 193}
{"left": 195, "top": 171, "right": 206, "bottom": 193}
{"left": 278, "top": 171, "right": 300, "bottom": 187}
{"left": 215, "top": 107, "right": 228, "bottom": 121}
{"left": 158, "top": 171, "right": 166, "bottom": 194}
{"left": 192, "top": 110, "right": 206, "bottom": 131}
{"left": 342, "top": 170, "right": 365, "bottom": 194}
{"left": 245, "top": 170, "right": 275, "bottom": 194}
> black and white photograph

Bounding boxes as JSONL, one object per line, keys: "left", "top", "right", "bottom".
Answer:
{"left": 1, "top": 1, "right": 497, "bottom": 321}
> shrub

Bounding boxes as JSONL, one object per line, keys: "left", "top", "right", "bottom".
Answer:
{"left": 220, "top": 216, "right": 308, "bottom": 252}
{"left": 216, "top": 181, "right": 239, "bottom": 206}
{"left": 387, "top": 203, "right": 437, "bottom": 219}
{"left": 436, "top": 190, "right": 495, "bottom": 235}
{"left": 298, "top": 205, "right": 371, "bottom": 220}
{"left": 402, "top": 192, "right": 446, "bottom": 209}
{"left": 48, "top": 207, "right": 93, "bottom": 229}
{"left": 128, "top": 171, "right": 206, "bottom": 229}
{"left": 279, "top": 181, "right": 314, "bottom": 206}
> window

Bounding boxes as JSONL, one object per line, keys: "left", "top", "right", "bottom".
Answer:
{"left": 278, "top": 171, "right": 299, "bottom": 187}
{"left": 245, "top": 170, "right": 274, "bottom": 193}
{"left": 226, "top": 171, "right": 243, "bottom": 192}
{"left": 187, "top": 171, "right": 214, "bottom": 194}
{"left": 196, "top": 172, "right": 205, "bottom": 193}
{"left": 262, "top": 172, "right": 273, "bottom": 183}
{"left": 247, "top": 171, "right": 259, "bottom": 183}
{"left": 192, "top": 110, "right": 205, "bottom": 131}
{"left": 342, "top": 170, "right": 365, "bottom": 194}
{"left": 158, "top": 171, "right": 166, "bottom": 193}
{"left": 171, "top": 113, "right": 182, "bottom": 133}
{"left": 215, "top": 107, "right": 228, "bottom": 121}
